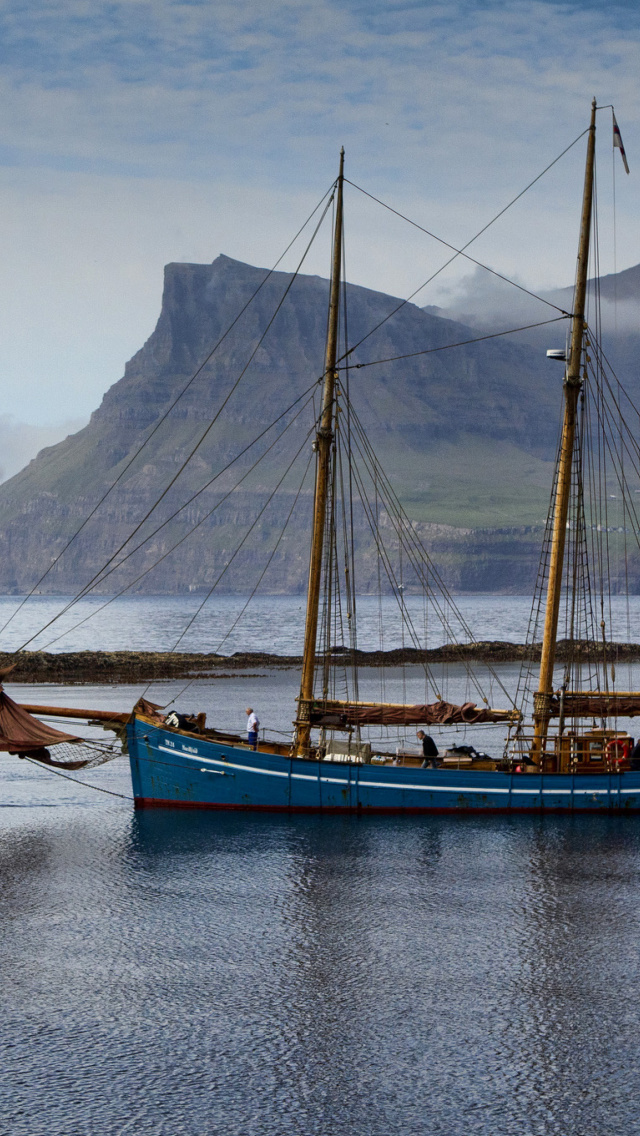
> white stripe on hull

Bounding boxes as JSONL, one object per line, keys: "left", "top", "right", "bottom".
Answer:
{"left": 152, "top": 744, "right": 640, "bottom": 798}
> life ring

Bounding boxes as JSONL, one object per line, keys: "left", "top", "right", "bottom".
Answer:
{"left": 605, "top": 738, "right": 630, "bottom": 766}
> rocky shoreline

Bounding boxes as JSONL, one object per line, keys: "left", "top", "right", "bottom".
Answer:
{"left": 2, "top": 639, "right": 640, "bottom": 684}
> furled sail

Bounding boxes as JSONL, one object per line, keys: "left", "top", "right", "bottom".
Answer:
{"left": 550, "top": 692, "right": 640, "bottom": 719}
{"left": 309, "top": 699, "right": 519, "bottom": 728}
{"left": 0, "top": 690, "right": 80, "bottom": 753}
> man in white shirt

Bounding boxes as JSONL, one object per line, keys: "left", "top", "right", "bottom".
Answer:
{"left": 246, "top": 707, "right": 259, "bottom": 749}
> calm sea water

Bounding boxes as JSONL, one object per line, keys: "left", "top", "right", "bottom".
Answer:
{"left": 3, "top": 596, "right": 640, "bottom": 1133}
{"left": 3, "top": 592, "right": 640, "bottom": 655}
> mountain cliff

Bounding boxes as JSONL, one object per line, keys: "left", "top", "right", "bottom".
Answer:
{"left": 0, "top": 254, "right": 614, "bottom": 595}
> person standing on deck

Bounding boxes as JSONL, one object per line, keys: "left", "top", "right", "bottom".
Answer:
{"left": 417, "top": 730, "right": 439, "bottom": 768}
{"left": 246, "top": 708, "right": 259, "bottom": 750}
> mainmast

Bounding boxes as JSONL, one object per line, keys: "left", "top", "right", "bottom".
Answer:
{"left": 531, "top": 99, "right": 597, "bottom": 763}
{"left": 295, "top": 149, "right": 345, "bottom": 757}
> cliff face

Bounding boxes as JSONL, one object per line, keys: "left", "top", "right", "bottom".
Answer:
{"left": 0, "top": 255, "right": 592, "bottom": 594}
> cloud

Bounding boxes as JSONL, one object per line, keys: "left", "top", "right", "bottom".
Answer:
{"left": 1, "top": 0, "right": 638, "bottom": 187}
{"left": 0, "top": 0, "right": 638, "bottom": 425}
{"left": 432, "top": 266, "right": 556, "bottom": 327}
{"left": 431, "top": 263, "right": 640, "bottom": 338}
{"left": 0, "top": 414, "right": 87, "bottom": 483}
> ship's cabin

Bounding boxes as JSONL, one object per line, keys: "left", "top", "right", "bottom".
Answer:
{"left": 510, "top": 728, "right": 635, "bottom": 774}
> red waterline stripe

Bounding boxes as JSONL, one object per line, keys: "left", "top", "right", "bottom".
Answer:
{"left": 134, "top": 797, "right": 640, "bottom": 815}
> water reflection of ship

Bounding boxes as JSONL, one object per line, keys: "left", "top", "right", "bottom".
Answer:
{"left": 258, "top": 816, "right": 443, "bottom": 1128}
{"left": 501, "top": 816, "right": 636, "bottom": 1131}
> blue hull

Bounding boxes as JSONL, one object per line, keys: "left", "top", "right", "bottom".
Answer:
{"left": 127, "top": 717, "right": 640, "bottom": 814}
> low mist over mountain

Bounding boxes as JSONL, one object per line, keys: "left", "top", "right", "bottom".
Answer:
{"left": 428, "top": 262, "right": 640, "bottom": 366}
{"left": 0, "top": 254, "right": 637, "bottom": 597}
{"left": 0, "top": 415, "right": 88, "bottom": 484}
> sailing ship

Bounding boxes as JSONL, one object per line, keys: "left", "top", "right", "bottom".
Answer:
{"left": 4, "top": 99, "right": 640, "bottom": 812}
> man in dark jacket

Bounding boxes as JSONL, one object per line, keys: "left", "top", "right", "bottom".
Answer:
{"left": 417, "top": 729, "right": 439, "bottom": 767}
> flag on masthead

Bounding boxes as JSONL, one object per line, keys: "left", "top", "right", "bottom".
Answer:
{"left": 613, "top": 111, "right": 630, "bottom": 174}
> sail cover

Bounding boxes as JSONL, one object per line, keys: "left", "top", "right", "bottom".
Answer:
{"left": 309, "top": 699, "right": 518, "bottom": 728}
{"left": 551, "top": 692, "right": 640, "bottom": 718}
{"left": 0, "top": 691, "right": 81, "bottom": 752}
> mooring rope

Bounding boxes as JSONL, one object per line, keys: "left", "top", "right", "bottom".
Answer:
{"left": 23, "top": 755, "right": 134, "bottom": 800}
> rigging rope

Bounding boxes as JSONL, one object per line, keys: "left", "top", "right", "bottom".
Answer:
{"left": 9, "top": 130, "right": 622, "bottom": 739}
{"left": 57, "top": 381, "right": 321, "bottom": 602}
{"left": 37, "top": 411, "right": 316, "bottom": 654}
{"left": 1, "top": 183, "right": 337, "bottom": 640}
{"left": 16, "top": 194, "right": 336, "bottom": 655}
{"left": 338, "top": 316, "right": 570, "bottom": 370}
{"left": 162, "top": 449, "right": 314, "bottom": 708}
{"left": 509, "top": 317, "right": 640, "bottom": 739}
{"left": 338, "top": 389, "right": 516, "bottom": 710}
{"left": 155, "top": 420, "right": 319, "bottom": 659}
{"left": 24, "top": 756, "right": 134, "bottom": 800}
{"left": 341, "top": 220, "right": 360, "bottom": 707}
{"left": 339, "top": 128, "right": 587, "bottom": 357}
{"left": 22, "top": 386, "right": 319, "bottom": 651}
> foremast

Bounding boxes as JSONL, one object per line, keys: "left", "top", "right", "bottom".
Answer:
{"left": 531, "top": 99, "right": 597, "bottom": 763}
{"left": 295, "top": 149, "right": 345, "bottom": 757}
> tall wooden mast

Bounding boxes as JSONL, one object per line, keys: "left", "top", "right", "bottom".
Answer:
{"left": 531, "top": 99, "right": 597, "bottom": 762}
{"left": 295, "top": 149, "right": 345, "bottom": 757}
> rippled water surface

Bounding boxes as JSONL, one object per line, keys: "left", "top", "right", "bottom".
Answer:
{"left": 2, "top": 785, "right": 640, "bottom": 1136}
{"left": 3, "top": 594, "right": 640, "bottom": 1133}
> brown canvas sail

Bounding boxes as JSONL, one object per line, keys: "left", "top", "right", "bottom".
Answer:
{"left": 0, "top": 690, "right": 80, "bottom": 752}
{"left": 551, "top": 692, "right": 640, "bottom": 719}
{"left": 309, "top": 699, "right": 519, "bottom": 728}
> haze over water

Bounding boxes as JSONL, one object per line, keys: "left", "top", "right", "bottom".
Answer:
{"left": 2, "top": 594, "right": 640, "bottom": 1134}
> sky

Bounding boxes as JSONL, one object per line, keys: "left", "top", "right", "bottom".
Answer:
{"left": 1, "top": 0, "right": 638, "bottom": 474}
